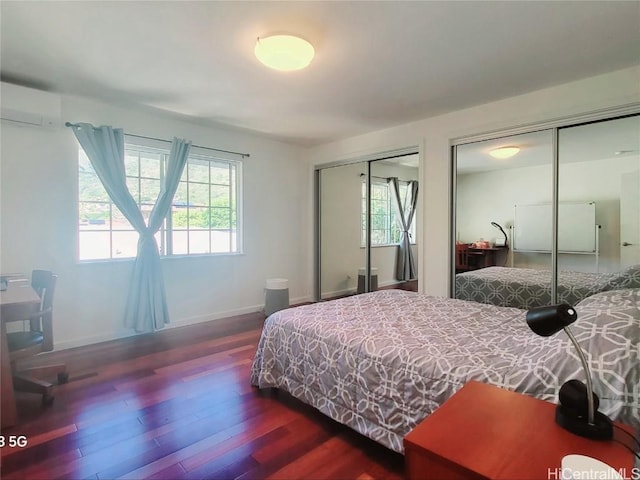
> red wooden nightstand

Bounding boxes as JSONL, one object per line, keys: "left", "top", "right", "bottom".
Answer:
{"left": 404, "top": 381, "right": 635, "bottom": 480}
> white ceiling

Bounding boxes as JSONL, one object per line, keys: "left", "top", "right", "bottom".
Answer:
{"left": 1, "top": 1, "right": 639, "bottom": 146}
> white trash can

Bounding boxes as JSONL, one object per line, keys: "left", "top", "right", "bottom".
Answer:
{"left": 265, "top": 278, "right": 289, "bottom": 316}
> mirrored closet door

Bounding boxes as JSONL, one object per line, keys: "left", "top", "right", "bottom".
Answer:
{"left": 316, "top": 153, "right": 419, "bottom": 301}
{"left": 453, "top": 130, "right": 554, "bottom": 305}
{"left": 452, "top": 112, "right": 639, "bottom": 308}
{"left": 558, "top": 115, "right": 640, "bottom": 275}
{"left": 318, "top": 162, "right": 367, "bottom": 300}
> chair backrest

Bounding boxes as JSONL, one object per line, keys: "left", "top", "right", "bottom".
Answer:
{"left": 30, "top": 270, "right": 57, "bottom": 351}
{"left": 455, "top": 244, "right": 470, "bottom": 270}
{"left": 31, "top": 270, "right": 56, "bottom": 311}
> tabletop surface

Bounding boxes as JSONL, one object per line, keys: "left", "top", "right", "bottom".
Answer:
{"left": 0, "top": 277, "right": 39, "bottom": 307}
{"left": 404, "top": 381, "right": 634, "bottom": 479}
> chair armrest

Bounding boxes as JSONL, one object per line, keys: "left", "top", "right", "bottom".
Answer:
{"left": 28, "top": 307, "right": 52, "bottom": 320}
{"left": 28, "top": 307, "right": 54, "bottom": 352}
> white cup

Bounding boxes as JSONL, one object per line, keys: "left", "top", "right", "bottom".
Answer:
{"left": 561, "top": 455, "right": 623, "bottom": 479}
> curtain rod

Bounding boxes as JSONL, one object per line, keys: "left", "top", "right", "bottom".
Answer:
{"left": 359, "top": 173, "right": 414, "bottom": 183}
{"left": 64, "top": 122, "right": 250, "bottom": 158}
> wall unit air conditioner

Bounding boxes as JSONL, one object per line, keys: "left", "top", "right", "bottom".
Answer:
{"left": 1, "top": 82, "right": 62, "bottom": 128}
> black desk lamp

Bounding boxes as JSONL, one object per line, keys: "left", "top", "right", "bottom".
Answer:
{"left": 491, "top": 221, "right": 508, "bottom": 247}
{"left": 526, "top": 304, "right": 613, "bottom": 440}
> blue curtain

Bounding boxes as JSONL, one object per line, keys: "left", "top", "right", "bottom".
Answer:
{"left": 71, "top": 123, "right": 191, "bottom": 332}
{"left": 389, "top": 177, "right": 419, "bottom": 281}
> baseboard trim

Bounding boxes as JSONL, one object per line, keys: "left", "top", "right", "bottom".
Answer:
{"left": 53, "top": 295, "right": 313, "bottom": 351}
{"left": 320, "top": 287, "right": 357, "bottom": 298}
{"left": 54, "top": 331, "right": 138, "bottom": 351}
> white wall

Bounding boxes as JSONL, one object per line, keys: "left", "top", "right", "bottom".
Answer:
{"left": 4, "top": 66, "right": 637, "bottom": 349}
{"left": 320, "top": 161, "right": 418, "bottom": 297}
{"left": 457, "top": 156, "right": 639, "bottom": 272}
{"left": 308, "top": 66, "right": 640, "bottom": 296}
{"left": 1, "top": 93, "right": 311, "bottom": 349}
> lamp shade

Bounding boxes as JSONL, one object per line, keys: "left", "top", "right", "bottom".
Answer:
{"left": 526, "top": 304, "right": 577, "bottom": 336}
{"left": 254, "top": 35, "right": 314, "bottom": 71}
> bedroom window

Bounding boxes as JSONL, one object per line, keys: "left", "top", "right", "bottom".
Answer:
{"left": 361, "top": 180, "right": 416, "bottom": 246}
{"left": 78, "top": 145, "right": 242, "bottom": 261}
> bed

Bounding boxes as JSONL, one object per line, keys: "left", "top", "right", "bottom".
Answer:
{"left": 250, "top": 288, "right": 640, "bottom": 453}
{"left": 455, "top": 264, "right": 640, "bottom": 310}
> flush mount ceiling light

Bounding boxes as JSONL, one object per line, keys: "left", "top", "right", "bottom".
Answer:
{"left": 254, "top": 35, "right": 314, "bottom": 71}
{"left": 490, "top": 146, "right": 520, "bottom": 159}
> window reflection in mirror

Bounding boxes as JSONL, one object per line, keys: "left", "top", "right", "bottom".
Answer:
{"left": 318, "top": 154, "right": 419, "bottom": 301}
{"left": 370, "top": 156, "right": 419, "bottom": 292}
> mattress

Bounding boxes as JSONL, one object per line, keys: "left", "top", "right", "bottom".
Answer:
{"left": 251, "top": 288, "right": 640, "bottom": 453}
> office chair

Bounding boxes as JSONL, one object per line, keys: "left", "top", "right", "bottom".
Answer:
{"left": 455, "top": 244, "right": 473, "bottom": 273}
{"left": 7, "top": 270, "right": 67, "bottom": 406}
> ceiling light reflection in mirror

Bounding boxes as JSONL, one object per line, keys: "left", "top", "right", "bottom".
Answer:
{"left": 490, "top": 146, "right": 520, "bottom": 159}
{"left": 456, "top": 130, "right": 551, "bottom": 174}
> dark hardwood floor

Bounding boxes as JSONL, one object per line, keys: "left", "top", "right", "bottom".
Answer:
{"left": 1, "top": 310, "right": 404, "bottom": 479}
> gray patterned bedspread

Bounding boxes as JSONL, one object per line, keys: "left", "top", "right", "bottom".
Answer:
{"left": 251, "top": 288, "right": 639, "bottom": 453}
{"left": 455, "top": 264, "right": 640, "bottom": 309}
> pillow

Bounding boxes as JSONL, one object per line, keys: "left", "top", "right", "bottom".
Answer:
{"left": 573, "top": 287, "right": 639, "bottom": 433}
{"left": 605, "top": 264, "right": 640, "bottom": 289}
{"left": 577, "top": 286, "right": 640, "bottom": 309}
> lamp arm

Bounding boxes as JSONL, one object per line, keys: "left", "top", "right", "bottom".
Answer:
{"left": 563, "top": 326, "right": 595, "bottom": 425}
{"left": 499, "top": 227, "right": 508, "bottom": 245}
{"left": 491, "top": 222, "right": 508, "bottom": 246}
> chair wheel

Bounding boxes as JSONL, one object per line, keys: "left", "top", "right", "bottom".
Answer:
{"left": 57, "top": 372, "right": 69, "bottom": 384}
{"left": 42, "top": 394, "right": 55, "bottom": 406}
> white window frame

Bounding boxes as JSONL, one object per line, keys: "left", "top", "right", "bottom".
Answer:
{"left": 77, "top": 143, "right": 243, "bottom": 261}
{"left": 361, "top": 179, "right": 416, "bottom": 247}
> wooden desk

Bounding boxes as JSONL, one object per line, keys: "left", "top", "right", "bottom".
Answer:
{"left": 1, "top": 278, "right": 40, "bottom": 429}
{"left": 468, "top": 246, "right": 507, "bottom": 269}
{"left": 404, "top": 381, "right": 634, "bottom": 480}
